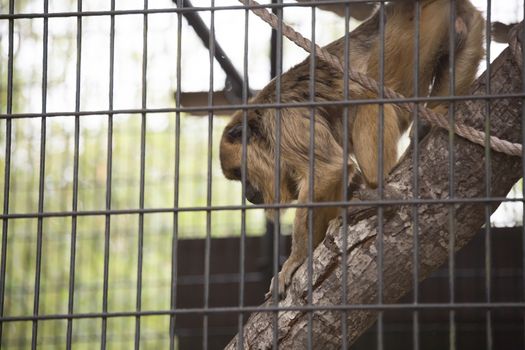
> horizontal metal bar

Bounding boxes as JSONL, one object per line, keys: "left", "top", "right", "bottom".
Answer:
{"left": 1, "top": 92, "right": 524, "bottom": 120}
{"left": 0, "top": 196, "right": 522, "bottom": 220}
{"left": 2, "top": 302, "right": 525, "bottom": 323}
{"left": 0, "top": 1, "right": 389, "bottom": 20}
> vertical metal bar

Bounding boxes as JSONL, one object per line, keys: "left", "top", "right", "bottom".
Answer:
{"left": 272, "top": 1, "right": 283, "bottom": 349}
{"left": 68, "top": 1, "right": 83, "bottom": 349}
{"left": 31, "top": 1, "right": 49, "bottom": 348}
{"left": 169, "top": 0, "right": 183, "bottom": 349}
{"left": 263, "top": 0, "right": 277, "bottom": 300}
{"left": 237, "top": 5, "right": 250, "bottom": 350}
{"left": 484, "top": 2, "right": 493, "bottom": 350}
{"left": 203, "top": 2, "right": 215, "bottom": 349}
{"left": 270, "top": 0, "right": 278, "bottom": 81}
{"left": 100, "top": 1, "right": 115, "bottom": 349}
{"left": 412, "top": 2, "right": 421, "bottom": 350}
{"left": 377, "top": 2, "right": 386, "bottom": 350}
{"left": 447, "top": 2, "right": 457, "bottom": 349}
{"left": 521, "top": 1, "right": 525, "bottom": 347}
{"left": 135, "top": 1, "right": 148, "bottom": 348}
{"left": 101, "top": 7, "right": 114, "bottom": 350}
{"left": 0, "top": 0, "right": 15, "bottom": 342}
{"left": 341, "top": 3, "right": 351, "bottom": 349}
{"left": 307, "top": 4, "right": 316, "bottom": 349}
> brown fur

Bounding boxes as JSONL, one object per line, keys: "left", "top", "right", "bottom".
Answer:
{"left": 220, "top": 0, "right": 484, "bottom": 297}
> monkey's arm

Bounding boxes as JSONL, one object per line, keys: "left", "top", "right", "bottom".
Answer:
{"left": 267, "top": 190, "right": 342, "bottom": 299}
{"left": 427, "top": 6, "right": 484, "bottom": 109}
{"left": 266, "top": 109, "right": 356, "bottom": 298}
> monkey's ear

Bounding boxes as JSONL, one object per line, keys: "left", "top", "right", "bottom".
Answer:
{"left": 227, "top": 123, "right": 252, "bottom": 142}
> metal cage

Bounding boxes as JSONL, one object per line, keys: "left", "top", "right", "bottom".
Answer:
{"left": 0, "top": 0, "right": 524, "bottom": 349}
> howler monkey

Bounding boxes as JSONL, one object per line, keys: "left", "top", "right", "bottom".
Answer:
{"left": 220, "top": 0, "right": 484, "bottom": 298}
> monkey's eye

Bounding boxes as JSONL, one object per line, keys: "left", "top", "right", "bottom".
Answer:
{"left": 227, "top": 124, "right": 251, "bottom": 142}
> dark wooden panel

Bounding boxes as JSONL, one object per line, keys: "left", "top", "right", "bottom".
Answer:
{"left": 353, "top": 227, "right": 524, "bottom": 350}
{"left": 175, "top": 235, "right": 280, "bottom": 349}
{"left": 175, "top": 228, "right": 524, "bottom": 350}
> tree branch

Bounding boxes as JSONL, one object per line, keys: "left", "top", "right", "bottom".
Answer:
{"left": 295, "top": 0, "right": 377, "bottom": 21}
{"left": 226, "top": 44, "right": 523, "bottom": 349}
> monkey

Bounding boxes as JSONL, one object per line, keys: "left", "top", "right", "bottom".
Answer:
{"left": 220, "top": 0, "right": 484, "bottom": 298}
{"left": 307, "top": 0, "right": 514, "bottom": 45}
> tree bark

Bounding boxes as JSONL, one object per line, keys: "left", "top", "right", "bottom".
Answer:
{"left": 226, "top": 45, "right": 523, "bottom": 349}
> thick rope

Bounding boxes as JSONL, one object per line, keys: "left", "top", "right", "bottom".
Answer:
{"left": 238, "top": 0, "right": 523, "bottom": 157}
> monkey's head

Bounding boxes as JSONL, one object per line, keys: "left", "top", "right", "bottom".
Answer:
{"left": 220, "top": 108, "right": 297, "bottom": 208}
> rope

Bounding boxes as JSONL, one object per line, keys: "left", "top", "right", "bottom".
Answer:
{"left": 238, "top": 0, "right": 523, "bottom": 157}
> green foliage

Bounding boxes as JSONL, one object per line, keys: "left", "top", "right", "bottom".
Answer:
{"left": 0, "top": 113, "right": 269, "bottom": 348}
{"left": 0, "top": 1, "right": 275, "bottom": 345}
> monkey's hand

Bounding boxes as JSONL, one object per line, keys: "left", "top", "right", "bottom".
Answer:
{"left": 265, "top": 256, "right": 303, "bottom": 300}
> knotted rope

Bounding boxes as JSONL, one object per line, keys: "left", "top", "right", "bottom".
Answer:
{"left": 238, "top": 0, "right": 523, "bottom": 157}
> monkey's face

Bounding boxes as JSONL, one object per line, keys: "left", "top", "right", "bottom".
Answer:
{"left": 219, "top": 114, "right": 267, "bottom": 205}
{"left": 220, "top": 110, "right": 299, "bottom": 209}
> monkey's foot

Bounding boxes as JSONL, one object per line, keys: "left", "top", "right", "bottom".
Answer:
{"left": 265, "top": 258, "right": 302, "bottom": 300}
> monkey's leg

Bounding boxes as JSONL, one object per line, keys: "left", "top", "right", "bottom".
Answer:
{"left": 427, "top": 11, "right": 484, "bottom": 108}
{"left": 408, "top": 15, "right": 474, "bottom": 143}
{"left": 352, "top": 103, "right": 401, "bottom": 189}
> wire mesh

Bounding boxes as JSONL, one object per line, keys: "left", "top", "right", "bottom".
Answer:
{"left": 0, "top": 0, "right": 524, "bottom": 349}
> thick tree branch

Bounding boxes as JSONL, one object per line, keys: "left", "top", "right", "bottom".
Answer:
{"left": 226, "top": 45, "right": 523, "bottom": 349}
{"left": 296, "top": 0, "right": 376, "bottom": 20}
